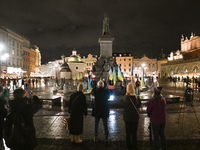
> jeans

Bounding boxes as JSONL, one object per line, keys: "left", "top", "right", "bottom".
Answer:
{"left": 135, "top": 86, "right": 140, "bottom": 96}
{"left": 94, "top": 117, "right": 109, "bottom": 137}
{"left": 125, "top": 121, "right": 138, "bottom": 150}
{"left": 152, "top": 123, "right": 167, "bottom": 150}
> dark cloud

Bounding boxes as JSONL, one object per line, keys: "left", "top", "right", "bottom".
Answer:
{"left": 0, "top": 0, "right": 200, "bottom": 63}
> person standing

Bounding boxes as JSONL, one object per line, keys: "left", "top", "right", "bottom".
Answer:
{"left": 123, "top": 83, "right": 141, "bottom": 150}
{"left": 92, "top": 80, "right": 110, "bottom": 142}
{"left": 68, "top": 83, "right": 88, "bottom": 143}
{"left": 32, "top": 78, "right": 35, "bottom": 87}
{"left": 0, "top": 86, "right": 8, "bottom": 150}
{"left": 135, "top": 78, "right": 140, "bottom": 96}
{"left": 147, "top": 87, "right": 167, "bottom": 150}
{"left": 8, "top": 88, "right": 42, "bottom": 150}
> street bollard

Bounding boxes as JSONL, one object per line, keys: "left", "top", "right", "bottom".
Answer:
{"left": 63, "top": 83, "right": 67, "bottom": 94}
{"left": 53, "top": 83, "right": 57, "bottom": 92}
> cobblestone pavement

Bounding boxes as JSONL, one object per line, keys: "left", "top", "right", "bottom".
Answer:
{"left": 4, "top": 79, "right": 200, "bottom": 149}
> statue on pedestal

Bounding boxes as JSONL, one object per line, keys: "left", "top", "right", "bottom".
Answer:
{"left": 102, "top": 13, "right": 111, "bottom": 36}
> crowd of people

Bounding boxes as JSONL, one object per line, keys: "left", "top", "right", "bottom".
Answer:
{"left": 0, "top": 76, "right": 167, "bottom": 150}
{"left": 68, "top": 79, "right": 167, "bottom": 150}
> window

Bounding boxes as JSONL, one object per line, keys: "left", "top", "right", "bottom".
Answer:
{"left": 119, "top": 59, "right": 121, "bottom": 61}
{"left": 124, "top": 69, "right": 126, "bottom": 72}
{"left": 12, "top": 41, "right": 15, "bottom": 47}
{"left": 17, "top": 43, "right": 19, "bottom": 48}
{"left": 129, "top": 69, "right": 131, "bottom": 72}
{"left": 9, "top": 39, "right": 11, "bottom": 45}
{"left": 12, "top": 49, "right": 15, "bottom": 55}
{"left": 129, "top": 59, "right": 131, "bottom": 61}
{"left": 119, "top": 64, "right": 121, "bottom": 66}
{"left": 76, "top": 67, "right": 78, "bottom": 69}
{"left": 129, "top": 63, "right": 131, "bottom": 66}
{"left": 124, "top": 59, "right": 126, "bottom": 61}
{"left": 17, "top": 49, "right": 19, "bottom": 56}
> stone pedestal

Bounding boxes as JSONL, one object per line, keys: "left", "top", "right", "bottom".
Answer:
{"left": 99, "top": 36, "right": 114, "bottom": 57}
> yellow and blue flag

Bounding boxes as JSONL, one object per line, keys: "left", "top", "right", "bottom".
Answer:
{"left": 87, "top": 77, "right": 92, "bottom": 93}
{"left": 109, "top": 67, "right": 113, "bottom": 81}
{"left": 113, "top": 67, "right": 116, "bottom": 85}
{"left": 131, "top": 62, "right": 134, "bottom": 78}
{"left": 118, "top": 65, "right": 123, "bottom": 81}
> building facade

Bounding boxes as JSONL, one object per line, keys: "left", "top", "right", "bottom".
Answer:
{"left": 81, "top": 54, "right": 97, "bottom": 71}
{"left": 133, "top": 55, "right": 157, "bottom": 78}
{"left": 0, "top": 26, "right": 24, "bottom": 77}
{"left": 114, "top": 53, "right": 133, "bottom": 77}
{"left": 161, "top": 33, "right": 200, "bottom": 78}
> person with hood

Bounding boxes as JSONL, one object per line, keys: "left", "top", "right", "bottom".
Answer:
{"left": 147, "top": 87, "right": 167, "bottom": 150}
{"left": 9, "top": 88, "right": 42, "bottom": 150}
{"left": 123, "top": 83, "right": 141, "bottom": 150}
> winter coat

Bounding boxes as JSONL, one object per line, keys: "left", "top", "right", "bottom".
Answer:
{"left": 147, "top": 95, "right": 167, "bottom": 124}
{"left": 123, "top": 95, "right": 141, "bottom": 122}
{"left": 9, "top": 96, "right": 42, "bottom": 149}
{"left": 92, "top": 87, "right": 110, "bottom": 118}
{"left": 0, "top": 98, "right": 7, "bottom": 139}
{"left": 68, "top": 91, "right": 88, "bottom": 135}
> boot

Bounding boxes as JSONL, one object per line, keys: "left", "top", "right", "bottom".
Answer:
{"left": 71, "top": 135, "right": 75, "bottom": 142}
{"left": 75, "top": 135, "right": 82, "bottom": 143}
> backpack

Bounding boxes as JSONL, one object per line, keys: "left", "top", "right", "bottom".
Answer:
{"left": 3, "top": 112, "right": 30, "bottom": 148}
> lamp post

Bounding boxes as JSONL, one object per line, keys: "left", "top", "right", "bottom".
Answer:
{"left": 142, "top": 63, "right": 146, "bottom": 87}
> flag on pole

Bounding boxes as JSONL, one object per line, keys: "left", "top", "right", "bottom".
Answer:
{"left": 140, "top": 78, "right": 143, "bottom": 91}
{"left": 118, "top": 65, "right": 123, "bottom": 81}
{"left": 131, "top": 62, "right": 134, "bottom": 78}
{"left": 113, "top": 67, "right": 116, "bottom": 85}
{"left": 87, "top": 77, "right": 92, "bottom": 93}
{"left": 109, "top": 67, "right": 113, "bottom": 81}
{"left": 90, "top": 72, "right": 93, "bottom": 80}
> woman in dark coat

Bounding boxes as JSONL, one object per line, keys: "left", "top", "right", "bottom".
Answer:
{"left": 9, "top": 88, "right": 42, "bottom": 150}
{"left": 123, "top": 83, "right": 141, "bottom": 150}
{"left": 0, "top": 86, "right": 8, "bottom": 150}
{"left": 68, "top": 83, "right": 88, "bottom": 143}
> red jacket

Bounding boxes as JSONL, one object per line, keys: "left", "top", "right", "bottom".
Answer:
{"left": 147, "top": 95, "right": 167, "bottom": 124}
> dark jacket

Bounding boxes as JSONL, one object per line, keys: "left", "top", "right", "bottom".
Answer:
{"left": 123, "top": 95, "right": 141, "bottom": 122}
{"left": 9, "top": 96, "right": 42, "bottom": 149}
{"left": 147, "top": 94, "right": 167, "bottom": 124}
{"left": 68, "top": 91, "right": 88, "bottom": 135}
{"left": 0, "top": 98, "right": 7, "bottom": 139}
{"left": 92, "top": 87, "right": 110, "bottom": 118}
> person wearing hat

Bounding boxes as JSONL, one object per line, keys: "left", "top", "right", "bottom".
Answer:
{"left": 0, "top": 86, "right": 8, "bottom": 150}
{"left": 147, "top": 87, "right": 167, "bottom": 150}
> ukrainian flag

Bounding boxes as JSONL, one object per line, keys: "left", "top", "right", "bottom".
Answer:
{"left": 118, "top": 65, "right": 123, "bottom": 81}
{"left": 87, "top": 77, "right": 92, "bottom": 93}
{"left": 109, "top": 67, "right": 113, "bottom": 81}
{"left": 131, "top": 62, "right": 134, "bottom": 78}
{"left": 140, "top": 78, "right": 143, "bottom": 91}
{"left": 113, "top": 67, "right": 117, "bottom": 85}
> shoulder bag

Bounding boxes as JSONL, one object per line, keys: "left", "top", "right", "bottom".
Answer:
{"left": 129, "top": 96, "right": 140, "bottom": 119}
{"left": 65, "top": 93, "right": 82, "bottom": 130}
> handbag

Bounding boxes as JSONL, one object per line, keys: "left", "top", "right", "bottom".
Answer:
{"left": 64, "top": 93, "right": 82, "bottom": 130}
{"left": 129, "top": 96, "right": 140, "bottom": 119}
{"left": 64, "top": 117, "right": 71, "bottom": 130}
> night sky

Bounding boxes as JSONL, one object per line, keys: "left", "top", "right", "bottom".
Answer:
{"left": 0, "top": 0, "right": 200, "bottom": 64}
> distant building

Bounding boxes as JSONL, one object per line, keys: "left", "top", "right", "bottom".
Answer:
{"left": 133, "top": 54, "right": 157, "bottom": 78}
{"left": 81, "top": 54, "right": 97, "bottom": 71}
{"left": 161, "top": 33, "right": 200, "bottom": 78}
{"left": 113, "top": 53, "right": 133, "bottom": 77}
{"left": 0, "top": 26, "right": 24, "bottom": 77}
{"left": 23, "top": 37, "right": 31, "bottom": 77}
